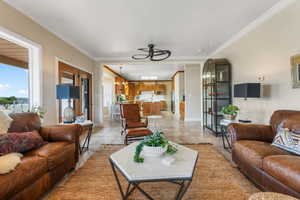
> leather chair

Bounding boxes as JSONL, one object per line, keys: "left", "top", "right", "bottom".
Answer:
{"left": 125, "top": 128, "right": 152, "bottom": 145}
{"left": 120, "top": 103, "right": 148, "bottom": 135}
{"left": 0, "top": 113, "right": 81, "bottom": 200}
{"left": 228, "top": 110, "right": 300, "bottom": 198}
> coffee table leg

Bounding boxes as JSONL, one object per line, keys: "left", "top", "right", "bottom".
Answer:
{"left": 132, "top": 183, "right": 155, "bottom": 200}
{"left": 110, "top": 160, "right": 126, "bottom": 199}
{"left": 175, "top": 180, "right": 192, "bottom": 200}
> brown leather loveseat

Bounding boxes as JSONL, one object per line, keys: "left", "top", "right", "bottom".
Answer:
{"left": 0, "top": 113, "right": 81, "bottom": 200}
{"left": 228, "top": 110, "right": 300, "bottom": 198}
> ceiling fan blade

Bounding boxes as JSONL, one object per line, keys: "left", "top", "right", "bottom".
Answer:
{"left": 138, "top": 48, "right": 150, "bottom": 53}
{"left": 151, "top": 50, "right": 171, "bottom": 61}
{"left": 132, "top": 54, "right": 150, "bottom": 60}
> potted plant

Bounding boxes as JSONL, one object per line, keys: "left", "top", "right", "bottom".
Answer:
{"left": 134, "top": 132, "right": 177, "bottom": 163}
{"left": 221, "top": 104, "right": 239, "bottom": 120}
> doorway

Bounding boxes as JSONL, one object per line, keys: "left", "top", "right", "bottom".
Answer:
{"left": 58, "top": 61, "right": 92, "bottom": 122}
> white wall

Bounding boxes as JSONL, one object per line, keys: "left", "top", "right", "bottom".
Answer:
{"left": 185, "top": 64, "right": 201, "bottom": 121}
{"left": 0, "top": 2, "right": 99, "bottom": 125}
{"left": 215, "top": 1, "right": 300, "bottom": 124}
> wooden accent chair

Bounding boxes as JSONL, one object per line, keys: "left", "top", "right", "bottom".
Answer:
{"left": 120, "top": 103, "right": 148, "bottom": 135}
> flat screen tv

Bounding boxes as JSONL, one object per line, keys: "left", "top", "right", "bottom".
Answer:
{"left": 234, "top": 83, "right": 261, "bottom": 98}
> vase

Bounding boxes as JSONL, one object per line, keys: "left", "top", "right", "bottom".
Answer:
{"left": 142, "top": 145, "right": 167, "bottom": 157}
{"left": 224, "top": 114, "right": 236, "bottom": 120}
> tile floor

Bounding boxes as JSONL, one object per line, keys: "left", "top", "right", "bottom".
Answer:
{"left": 84, "top": 112, "right": 232, "bottom": 162}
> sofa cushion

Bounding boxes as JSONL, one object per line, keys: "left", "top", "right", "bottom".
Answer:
{"left": 234, "top": 140, "right": 290, "bottom": 169}
{"left": 0, "top": 131, "right": 47, "bottom": 156}
{"left": 127, "top": 121, "right": 146, "bottom": 128}
{"left": 26, "top": 142, "right": 75, "bottom": 170}
{"left": 127, "top": 128, "right": 152, "bottom": 137}
{"left": 0, "top": 156, "right": 47, "bottom": 199}
{"left": 263, "top": 155, "right": 300, "bottom": 193}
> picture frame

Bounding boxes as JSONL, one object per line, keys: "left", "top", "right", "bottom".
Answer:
{"left": 291, "top": 54, "right": 300, "bottom": 88}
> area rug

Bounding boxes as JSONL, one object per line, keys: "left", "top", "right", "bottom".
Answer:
{"left": 46, "top": 144, "right": 259, "bottom": 200}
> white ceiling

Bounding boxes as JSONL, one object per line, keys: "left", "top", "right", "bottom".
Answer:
{"left": 4, "top": 0, "right": 282, "bottom": 60}
{"left": 107, "top": 64, "right": 184, "bottom": 80}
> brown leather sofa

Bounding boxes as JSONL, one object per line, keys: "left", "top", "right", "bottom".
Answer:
{"left": 0, "top": 113, "right": 81, "bottom": 200}
{"left": 228, "top": 110, "right": 300, "bottom": 198}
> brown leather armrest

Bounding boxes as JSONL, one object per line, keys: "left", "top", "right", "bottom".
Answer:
{"left": 40, "top": 124, "right": 81, "bottom": 142}
{"left": 40, "top": 124, "right": 82, "bottom": 164}
{"left": 228, "top": 123, "right": 274, "bottom": 145}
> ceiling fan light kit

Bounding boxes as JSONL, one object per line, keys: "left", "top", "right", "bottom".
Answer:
{"left": 132, "top": 44, "right": 171, "bottom": 61}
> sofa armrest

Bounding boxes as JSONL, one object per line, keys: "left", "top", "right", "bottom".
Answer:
{"left": 40, "top": 124, "right": 82, "bottom": 164}
{"left": 228, "top": 123, "right": 274, "bottom": 145}
{"left": 40, "top": 124, "right": 81, "bottom": 143}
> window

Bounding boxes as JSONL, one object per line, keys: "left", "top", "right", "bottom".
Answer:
{"left": 0, "top": 64, "right": 29, "bottom": 113}
{"left": 0, "top": 37, "right": 30, "bottom": 113}
{"left": 0, "top": 27, "right": 42, "bottom": 113}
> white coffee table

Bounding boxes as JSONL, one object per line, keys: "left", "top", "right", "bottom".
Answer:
{"left": 109, "top": 142, "right": 198, "bottom": 200}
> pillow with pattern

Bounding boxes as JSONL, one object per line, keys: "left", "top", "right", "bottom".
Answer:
{"left": 272, "top": 121, "right": 300, "bottom": 155}
{"left": 0, "top": 131, "right": 47, "bottom": 156}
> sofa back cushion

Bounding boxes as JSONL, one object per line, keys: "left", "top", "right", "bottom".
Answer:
{"left": 0, "top": 131, "right": 46, "bottom": 156}
{"left": 8, "top": 113, "right": 41, "bottom": 133}
{"left": 270, "top": 110, "right": 300, "bottom": 134}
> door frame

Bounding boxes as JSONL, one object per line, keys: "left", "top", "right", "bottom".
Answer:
{"left": 55, "top": 57, "right": 93, "bottom": 123}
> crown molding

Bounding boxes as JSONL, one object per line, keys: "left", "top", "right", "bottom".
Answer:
{"left": 210, "top": 0, "right": 296, "bottom": 57}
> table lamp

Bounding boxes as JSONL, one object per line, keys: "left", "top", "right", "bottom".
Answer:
{"left": 56, "top": 84, "right": 80, "bottom": 123}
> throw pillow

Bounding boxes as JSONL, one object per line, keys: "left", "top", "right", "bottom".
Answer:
{"left": 272, "top": 121, "right": 300, "bottom": 155}
{"left": 0, "top": 131, "right": 46, "bottom": 156}
{"left": 0, "top": 111, "right": 13, "bottom": 134}
{"left": 0, "top": 153, "right": 23, "bottom": 174}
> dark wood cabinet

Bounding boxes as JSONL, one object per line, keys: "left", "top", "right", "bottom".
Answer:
{"left": 202, "top": 59, "right": 232, "bottom": 136}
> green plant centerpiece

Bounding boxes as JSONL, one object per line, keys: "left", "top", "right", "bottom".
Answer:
{"left": 221, "top": 104, "right": 239, "bottom": 120}
{"left": 134, "top": 131, "right": 178, "bottom": 163}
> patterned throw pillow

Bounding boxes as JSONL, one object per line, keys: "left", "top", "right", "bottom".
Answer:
{"left": 0, "top": 111, "right": 13, "bottom": 134}
{"left": 272, "top": 121, "right": 300, "bottom": 155}
{"left": 0, "top": 131, "right": 47, "bottom": 156}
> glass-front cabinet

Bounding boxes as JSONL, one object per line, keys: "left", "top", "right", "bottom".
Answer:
{"left": 203, "top": 59, "right": 232, "bottom": 136}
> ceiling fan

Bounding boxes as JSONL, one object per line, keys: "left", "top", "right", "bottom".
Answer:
{"left": 132, "top": 44, "right": 171, "bottom": 61}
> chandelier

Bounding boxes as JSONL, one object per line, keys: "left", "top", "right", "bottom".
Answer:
{"left": 132, "top": 44, "right": 171, "bottom": 61}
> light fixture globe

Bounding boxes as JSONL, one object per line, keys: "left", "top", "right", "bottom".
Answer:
{"left": 132, "top": 44, "right": 171, "bottom": 61}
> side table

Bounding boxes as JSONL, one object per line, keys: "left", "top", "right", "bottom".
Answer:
{"left": 77, "top": 120, "right": 94, "bottom": 153}
{"left": 220, "top": 119, "right": 251, "bottom": 152}
{"left": 220, "top": 119, "right": 238, "bottom": 152}
{"left": 62, "top": 120, "right": 94, "bottom": 154}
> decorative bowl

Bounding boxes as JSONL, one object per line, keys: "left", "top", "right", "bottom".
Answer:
{"left": 142, "top": 145, "right": 167, "bottom": 157}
